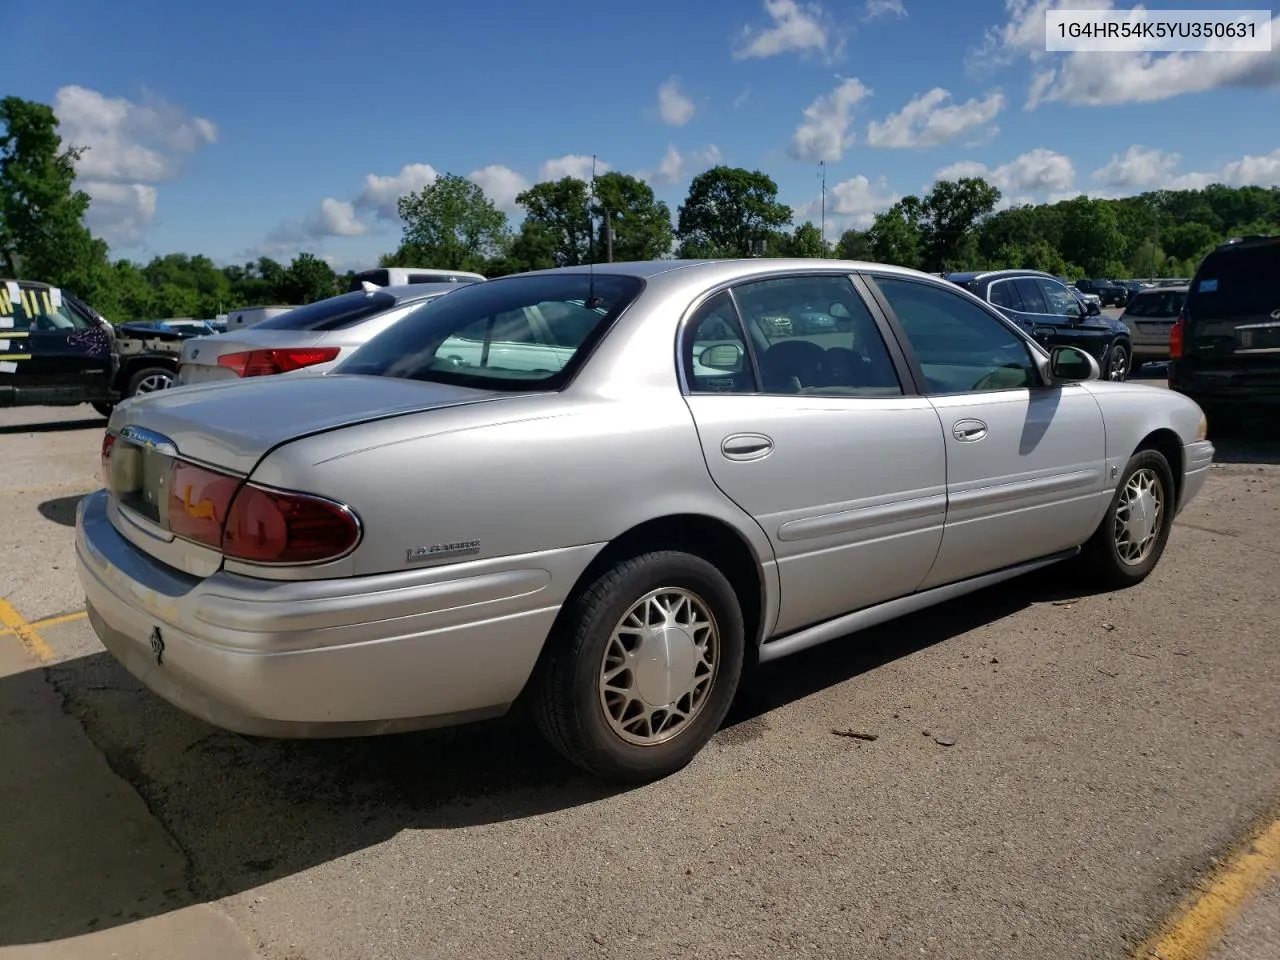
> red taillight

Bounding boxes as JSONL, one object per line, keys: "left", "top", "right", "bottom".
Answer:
{"left": 223, "top": 485, "right": 361, "bottom": 564}
{"left": 100, "top": 432, "right": 116, "bottom": 487}
{"left": 1170, "top": 311, "right": 1186, "bottom": 359}
{"left": 167, "top": 460, "right": 241, "bottom": 548}
{"left": 217, "top": 347, "right": 340, "bottom": 378}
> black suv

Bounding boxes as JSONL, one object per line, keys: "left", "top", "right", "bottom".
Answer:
{"left": 944, "top": 270, "right": 1134, "bottom": 380}
{"left": 1169, "top": 235, "right": 1280, "bottom": 428}
{"left": 0, "top": 279, "right": 187, "bottom": 416}
{"left": 1073, "top": 278, "right": 1128, "bottom": 306}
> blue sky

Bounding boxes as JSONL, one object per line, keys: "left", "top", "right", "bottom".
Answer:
{"left": 3, "top": 0, "right": 1278, "bottom": 271}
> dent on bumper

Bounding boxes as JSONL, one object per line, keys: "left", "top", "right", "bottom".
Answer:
{"left": 75, "top": 490, "right": 597, "bottom": 736}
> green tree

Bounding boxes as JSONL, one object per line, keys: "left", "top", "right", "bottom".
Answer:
{"left": 919, "top": 177, "right": 1001, "bottom": 271}
{"left": 516, "top": 177, "right": 592, "bottom": 267}
{"left": 675, "top": 166, "right": 792, "bottom": 258}
{"left": 392, "top": 172, "right": 509, "bottom": 272}
{"left": 1058, "top": 195, "right": 1125, "bottom": 276}
{"left": 506, "top": 220, "right": 559, "bottom": 273}
{"left": 866, "top": 198, "right": 924, "bottom": 270}
{"left": 835, "top": 228, "right": 872, "bottom": 260}
{"left": 280, "top": 252, "right": 337, "bottom": 303}
{"left": 1161, "top": 221, "right": 1218, "bottom": 262}
{"left": 591, "top": 172, "right": 674, "bottom": 261}
{"left": 779, "top": 221, "right": 831, "bottom": 258}
{"left": 0, "top": 96, "right": 109, "bottom": 287}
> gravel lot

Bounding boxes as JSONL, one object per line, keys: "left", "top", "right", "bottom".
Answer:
{"left": 1, "top": 376, "right": 1277, "bottom": 960}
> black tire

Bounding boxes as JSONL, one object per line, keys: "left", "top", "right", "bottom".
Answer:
{"left": 124, "top": 366, "right": 175, "bottom": 399}
{"left": 1129, "top": 359, "right": 1144, "bottom": 378}
{"left": 531, "top": 550, "right": 746, "bottom": 783}
{"left": 90, "top": 401, "right": 114, "bottom": 418}
{"left": 1103, "top": 340, "right": 1131, "bottom": 381}
{"left": 1079, "top": 449, "right": 1176, "bottom": 589}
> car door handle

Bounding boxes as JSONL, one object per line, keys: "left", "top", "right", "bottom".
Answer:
{"left": 721, "top": 433, "right": 774, "bottom": 461}
{"left": 952, "top": 419, "right": 988, "bottom": 442}
{"left": 1031, "top": 325, "right": 1057, "bottom": 340}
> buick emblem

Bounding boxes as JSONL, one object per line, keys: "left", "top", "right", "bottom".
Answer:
{"left": 1271, "top": 308, "right": 1280, "bottom": 320}
{"left": 191, "top": 348, "right": 200, "bottom": 359}
{"left": 148, "top": 626, "right": 165, "bottom": 664}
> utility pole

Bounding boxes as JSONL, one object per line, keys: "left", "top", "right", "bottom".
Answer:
{"left": 819, "top": 161, "right": 827, "bottom": 246}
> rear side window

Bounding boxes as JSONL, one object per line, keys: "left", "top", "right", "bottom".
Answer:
{"left": 337, "top": 273, "right": 642, "bottom": 391}
{"left": 1188, "top": 244, "right": 1280, "bottom": 319}
{"left": 252, "top": 291, "right": 399, "bottom": 331}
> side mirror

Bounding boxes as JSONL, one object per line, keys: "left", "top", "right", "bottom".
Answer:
{"left": 1049, "top": 345, "right": 1099, "bottom": 383}
{"left": 1086, "top": 300, "right": 1102, "bottom": 317}
{"left": 698, "top": 343, "right": 743, "bottom": 371}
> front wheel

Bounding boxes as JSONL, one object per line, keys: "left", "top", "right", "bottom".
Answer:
{"left": 531, "top": 551, "right": 746, "bottom": 783}
{"left": 1103, "top": 340, "right": 1130, "bottom": 381}
{"left": 1079, "top": 449, "right": 1176, "bottom": 589}
{"left": 90, "top": 401, "right": 114, "bottom": 418}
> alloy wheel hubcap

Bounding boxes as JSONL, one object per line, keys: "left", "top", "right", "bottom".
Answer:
{"left": 598, "top": 588, "right": 719, "bottom": 746}
{"left": 1114, "top": 467, "right": 1163, "bottom": 565}
{"left": 1109, "top": 348, "right": 1128, "bottom": 380}
{"left": 136, "top": 373, "right": 173, "bottom": 393}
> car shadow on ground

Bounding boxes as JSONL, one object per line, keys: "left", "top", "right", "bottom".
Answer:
{"left": 0, "top": 415, "right": 105, "bottom": 436}
{"left": 0, "top": 563, "right": 1107, "bottom": 947}
{"left": 37, "top": 495, "right": 85, "bottom": 527}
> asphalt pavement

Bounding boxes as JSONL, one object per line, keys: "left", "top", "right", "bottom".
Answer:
{"left": 1, "top": 369, "right": 1277, "bottom": 960}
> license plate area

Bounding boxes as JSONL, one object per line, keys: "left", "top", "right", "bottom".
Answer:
{"left": 110, "top": 441, "right": 173, "bottom": 528}
{"left": 1237, "top": 323, "right": 1280, "bottom": 352}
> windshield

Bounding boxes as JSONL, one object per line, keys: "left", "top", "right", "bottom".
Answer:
{"left": 336, "top": 273, "right": 642, "bottom": 390}
{"left": 252, "top": 290, "right": 400, "bottom": 331}
{"left": 1187, "top": 243, "right": 1280, "bottom": 320}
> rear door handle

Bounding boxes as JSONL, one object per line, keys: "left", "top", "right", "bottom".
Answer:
{"left": 721, "top": 433, "right": 774, "bottom": 461}
{"left": 952, "top": 419, "right": 988, "bottom": 442}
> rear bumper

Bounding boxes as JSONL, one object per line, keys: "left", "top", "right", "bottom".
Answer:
{"left": 76, "top": 489, "right": 596, "bottom": 738}
{"left": 1169, "top": 362, "right": 1280, "bottom": 409}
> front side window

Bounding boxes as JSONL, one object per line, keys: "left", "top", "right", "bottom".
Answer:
{"left": 337, "top": 273, "right": 641, "bottom": 390}
{"left": 873, "top": 276, "right": 1037, "bottom": 395}
{"left": 731, "top": 275, "right": 903, "bottom": 397}
{"left": 1, "top": 284, "right": 92, "bottom": 332}
{"left": 1037, "top": 278, "right": 1084, "bottom": 318}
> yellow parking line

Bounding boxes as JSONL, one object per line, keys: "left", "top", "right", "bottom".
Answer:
{"left": 0, "top": 599, "right": 54, "bottom": 663}
{"left": 1133, "top": 813, "right": 1280, "bottom": 960}
{"left": 30, "top": 610, "right": 87, "bottom": 630}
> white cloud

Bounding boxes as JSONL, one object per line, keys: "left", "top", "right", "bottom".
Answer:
{"left": 468, "top": 164, "right": 531, "bottom": 213}
{"left": 1092, "top": 146, "right": 1182, "bottom": 189}
{"left": 52, "top": 85, "right": 217, "bottom": 248}
{"left": 310, "top": 198, "right": 368, "bottom": 237}
{"left": 734, "top": 0, "right": 836, "bottom": 61}
{"left": 80, "top": 183, "right": 158, "bottom": 248}
{"left": 353, "top": 163, "right": 438, "bottom": 221}
{"left": 640, "top": 144, "right": 723, "bottom": 185}
{"left": 1093, "top": 146, "right": 1280, "bottom": 192}
{"left": 657, "top": 77, "right": 696, "bottom": 126}
{"left": 863, "top": 0, "right": 906, "bottom": 21}
{"left": 970, "top": 0, "right": 1280, "bottom": 107}
{"left": 539, "top": 154, "right": 610, "bottom": 182}
{"left": 790, "top": 78, "right": 871, "bottom": 163}
{"left": 866, "top": 88, "right": 1004, "bottom": 149}
{"left": 936, "top": 147, "right": 1077, "bottom": 196}
{"left": 794, "top": 173, "right": 899, "bottom": 234}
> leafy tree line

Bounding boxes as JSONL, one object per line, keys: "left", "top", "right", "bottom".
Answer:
{"left": 3, "top": 94, "right": 1277, "bottom": 324}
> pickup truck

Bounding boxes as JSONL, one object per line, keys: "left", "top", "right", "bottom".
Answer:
{"left": 0, "top": 279, "right": 195, "bottom": 416}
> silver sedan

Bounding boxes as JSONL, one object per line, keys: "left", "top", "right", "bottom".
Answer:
{"left": 77, "top": 259, "right": 1214, "bottom": 783}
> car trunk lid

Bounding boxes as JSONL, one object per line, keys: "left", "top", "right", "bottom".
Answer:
{"left": 103, "top": 375, "right": 511, "bottom": 573}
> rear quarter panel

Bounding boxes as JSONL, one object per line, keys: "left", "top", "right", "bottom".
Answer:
{"left": 238, "top": 387, "right": 778, "bottom": 590}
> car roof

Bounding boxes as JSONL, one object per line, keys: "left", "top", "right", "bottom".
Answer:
{"left": 502, "top": 258, "right": 945, "bottom": 286}
{"left": 943, "top": 269, "right": 1056, "bottom": 284}
{"left": 368, "top": 282, "right": 472, "bottom": 302}
{"left": 1132, "top": 284, "right": 1189, "bottom": 294}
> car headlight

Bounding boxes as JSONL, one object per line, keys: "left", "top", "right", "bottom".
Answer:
{"left": 1196, "top": 413, "right": 1208, "bottom": 441}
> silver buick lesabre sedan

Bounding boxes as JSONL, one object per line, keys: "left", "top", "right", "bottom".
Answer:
{"left": 76, "top": 259, "right": 1215, "bottom": 783}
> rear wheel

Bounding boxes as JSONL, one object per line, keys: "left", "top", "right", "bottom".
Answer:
{"left": 125, "top": 366, "right": 174, "bottom": 399}
{"left": 1079, "top": 449, "right": 1175, "bottom": 589}
{"left": 531, "top": 550, "right": 745, "bottom": 783}
{"left": 90, "top": 401, "right": 114, "bottom": 418}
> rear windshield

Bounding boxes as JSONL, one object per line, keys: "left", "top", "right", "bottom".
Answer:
{"left": 252, "top": 290, "right": 400, "bottom": 332}
{"left": 1126, "top": 289, "right": 1185, "bottom": 317}
{"left": 1188, "top": 243, "right": 1280, "bottom": 320}
{"left": 336, "top": 273, "right": 642, "bottom": 391}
